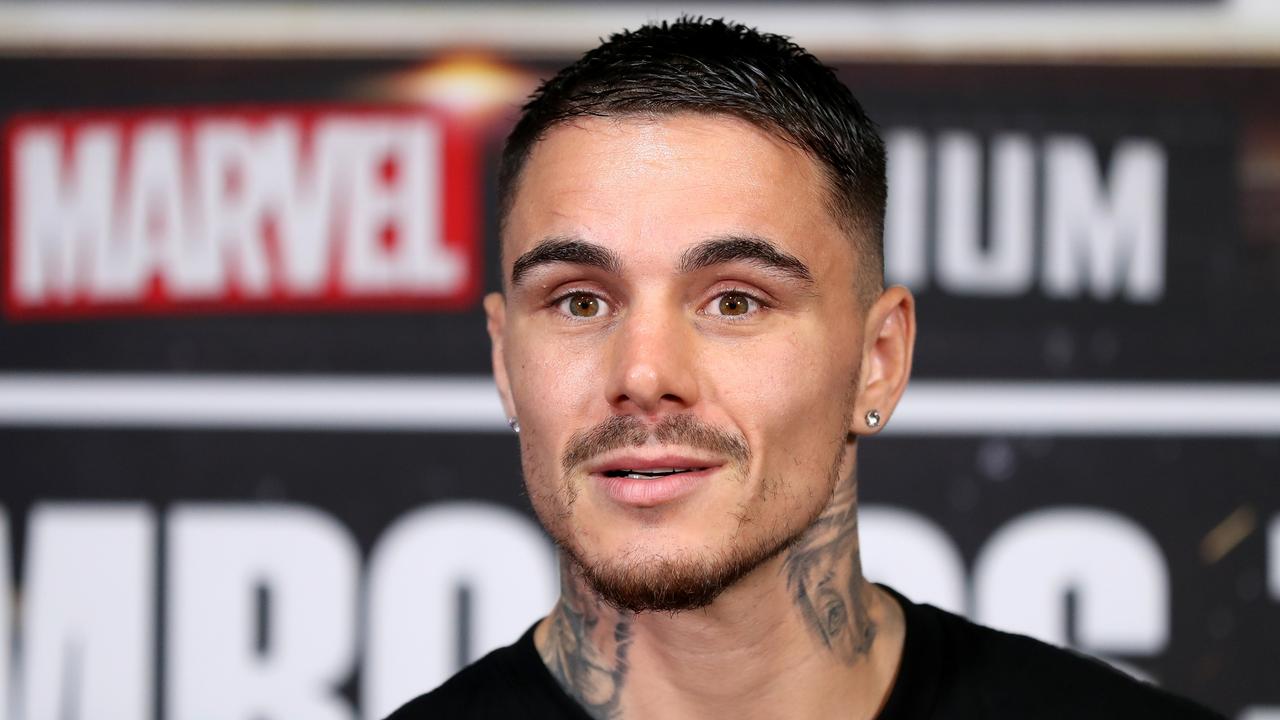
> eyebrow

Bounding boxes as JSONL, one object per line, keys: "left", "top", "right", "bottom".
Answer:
{"left": 678, "top": 235, "right": 814, "bottom": 286}
{"left": 510, "top": 236, "right": 623, "bottom": 287}
{"left": 508, "top": 233, "right": 815, "bottom": 288}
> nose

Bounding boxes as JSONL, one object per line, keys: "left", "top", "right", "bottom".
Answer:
{"left": 605, "top": 300, "right": 699, "bottom": 416}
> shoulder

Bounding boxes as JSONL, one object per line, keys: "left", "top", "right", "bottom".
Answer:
{"left": 916, "top": 600, "right": 1223, "bottom": 719}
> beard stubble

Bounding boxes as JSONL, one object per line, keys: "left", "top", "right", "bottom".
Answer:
{"left": 528, "top": 411, "right": 852, "bottom": 614}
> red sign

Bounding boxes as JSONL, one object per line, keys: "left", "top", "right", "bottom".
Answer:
{"left": 4, "top": 105, "right": 481, "bottom": 319}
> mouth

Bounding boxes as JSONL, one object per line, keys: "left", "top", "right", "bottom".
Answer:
{"left": 587, "top": 453, "right": 723, "bottom": 507}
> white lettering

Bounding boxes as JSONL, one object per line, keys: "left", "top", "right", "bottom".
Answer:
{"left": 13, "top": 125, "right": 118, "bottom": 304}
{"left": 167, "top": 504, "right": 358, "bottom": 720}
{"left": 20, "top": 503, "right": 154, "bottom": 720}
{"left": 1243, "top": 515, "right": 1280, "bottom": 720}
{"left": 936, "top": 132, "right": 1035, "bottom": 295}
{"left": 272, "top": 120, "right": 345, "bottom": 295}
{"left": 341, "top": 118, "right": 462, "bottom": 295}
{"left": 884, "top": 130, "right": 929, "bottom": 290}
{"left": 861, "top": 504, "right": 967, "bottom": 614}
{"left": 9, "top": 110, "right": 471, "bottom": 313}
{"left": 973, "top": 507, "right": 1168, "bottom": 665}
{"left": 109, "top": 121, "right": 184, "bottom": 300}
{"left": 363, "top": 503, "right": 557, "bottom": 720}
{"left": 186, "top": 121, "right": 282, "bottom": 297}
{"left": 1043, "top": 137, "right": 1166, "bottom": 302}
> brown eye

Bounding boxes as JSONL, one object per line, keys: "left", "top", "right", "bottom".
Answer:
{"left": 562, "top": 293, "right": 604, "bottom": 318}
{"left": 717, "top": 293, "right": 753, "bottom": 316}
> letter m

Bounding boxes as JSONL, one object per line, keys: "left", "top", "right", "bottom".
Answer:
{"left": 7, "top": 121, "right": 118, "bottom": 308}
{"left": 1043, "top": 136, "right": 1166, "bottom": 303}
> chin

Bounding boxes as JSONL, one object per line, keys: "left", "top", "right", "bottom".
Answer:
{"left": 563, "top": 521, "right": 804, "bottom": 614}
{"left": 576, "top": 547, "right": 743, "bottom": 613}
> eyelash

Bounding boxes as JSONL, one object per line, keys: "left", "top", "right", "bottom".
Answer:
{"left": 703, "top": 287, "right": 768, "bottom": 319}
{"left": 549, "top": 289, "right": 612, "bottom": 320}
{"left": 547, "top": 288, "right": 770, "bottom": 320}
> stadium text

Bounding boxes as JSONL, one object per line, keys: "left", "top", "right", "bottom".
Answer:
{"left": 885, "top": 130, "right": 1167, "bottom": 303}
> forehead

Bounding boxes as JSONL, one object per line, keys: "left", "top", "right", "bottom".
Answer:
{"left": 503, "top": 113, "right": 847, "bottom": 268}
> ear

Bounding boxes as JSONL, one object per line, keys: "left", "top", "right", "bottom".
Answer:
{"left": 484, "top": 292, "right": 516, "bottom": 420}
{"left": 852, "top": 285, "right": 916, "bottom": 436}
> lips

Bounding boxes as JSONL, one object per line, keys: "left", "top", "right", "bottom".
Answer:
{"left": 587, "top": 453, "right": 722, "bottom": 507}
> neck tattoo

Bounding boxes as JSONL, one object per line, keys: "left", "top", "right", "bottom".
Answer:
{"left": 539, "top": 476, "right": 875, "bottom": 718}
{"left": 539, "top": 560, "right": 633, "bottom": 719}
{"left": 782, "top": 475, "right": 878, "bottom": 664}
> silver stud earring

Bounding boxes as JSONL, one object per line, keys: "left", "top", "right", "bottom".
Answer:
{"left": 507, "top": 417, "right": 520, "bottom": 433}
{"left": 865, "top": 409, "right": 881, "bottom": 429}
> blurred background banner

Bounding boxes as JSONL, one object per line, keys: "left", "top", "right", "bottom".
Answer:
{"left": 0, "top": 2, "right": 1278, "bottom": 719}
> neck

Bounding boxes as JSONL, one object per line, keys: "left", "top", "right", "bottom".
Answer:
{"left": 534, "top": 471, "right": 905, "bottom": 720}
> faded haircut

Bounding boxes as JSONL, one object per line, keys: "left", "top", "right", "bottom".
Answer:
{"left": 497, "top": 16, "right": 887, "bottom": 300}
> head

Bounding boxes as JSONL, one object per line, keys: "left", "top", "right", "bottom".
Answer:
{"left": 485, "top": 17, "right": 915, "bottom": 613}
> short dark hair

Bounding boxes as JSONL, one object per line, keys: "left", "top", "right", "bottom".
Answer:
{"left": 498, "top": 16, "right": 887, "bottom": 298}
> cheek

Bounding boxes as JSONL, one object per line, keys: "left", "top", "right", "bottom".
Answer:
{"left": 507, "top": 332, "right": 604, "bottom": 469}
{"left": 706, "top": 326, "right": 854, "bottom": 465}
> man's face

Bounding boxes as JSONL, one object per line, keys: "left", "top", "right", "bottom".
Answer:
{"left": 488, "top": 114, "right": 871, "bottom": 611}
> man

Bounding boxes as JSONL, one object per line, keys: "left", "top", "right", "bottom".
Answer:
{"left": 390, "top": 17, "right": 1221, "bottom": 720}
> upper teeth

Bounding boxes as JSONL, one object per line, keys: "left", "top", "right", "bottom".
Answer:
{"left": 618, "top": 468, "right": 693, "bottom": 478}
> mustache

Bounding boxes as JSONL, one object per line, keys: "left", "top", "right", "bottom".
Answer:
{"left": 561, "top": 414, "right": 750, "bottom": 473}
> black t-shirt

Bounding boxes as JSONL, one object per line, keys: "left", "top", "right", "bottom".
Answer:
{"left": 386, "top": 586, "right": 1223, "bottom": 719}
